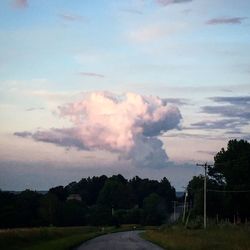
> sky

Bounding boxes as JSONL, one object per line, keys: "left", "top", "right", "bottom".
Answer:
{"left": 0, "top": 0, "right": 250, "bottom": 191}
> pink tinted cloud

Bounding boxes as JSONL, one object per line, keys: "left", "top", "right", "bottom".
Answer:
{"left": 15, "top": 92, "right": 182, "bottom": 168}
{"left": 12, "top": 0, "right": 28, "bottom": 9}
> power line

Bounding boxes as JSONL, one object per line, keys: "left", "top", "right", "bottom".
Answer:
{"left": 188, "top": 188, "right": 250, "bottom": 193}
{"left": 207, "top": 189, "right": 250, "bottom": 193}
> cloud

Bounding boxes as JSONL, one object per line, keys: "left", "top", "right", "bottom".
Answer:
{"left": 156, "top": 0, "right": 192, "bottom": 6}
{"left": 128, "top": 25, "right": 167, "bottom": 43}
{"left": 190, "top": 118, "right": 248, "bottom": 130}
{"left": 26, "top": 107, "right": 45, "bottom": 111}
{"left": 202, "top": 95, "right": 250, "bottom": 119}
{"left": 15, "top": 92, "right": 182, "bottom": 168}
{"left": 202, "top": 105, "right": 250, "bottom": 120}
{"left": 128, "top": 23, "right": 186, "bottom": 43}
{"left": 120, "top": 9, "right": 143, "bottom": 15}
{"left": 79, "top": 72, "right": 105, "bottom": 78}
{"left": 190, "top": 95, "right": 250, "bottom": 134}
{"left": 206, "top": 17, "right": 247, "bottom": 25}
{"left": 14, "top": 131, "right": 32, "bottom": 138}
{"left": 12, "top": 0, "right": 28, "bottom": 9}
{"left": 58, "top": 13, "right": 85, "bottom": 22}
{"left": 209, "top": 96, "right": 250, "bottom": 105}
{"left": 32, "top": 128, "right": 88, "bottom": 149}
{"left": 163, "top": 98, "right": 189, "bottom": 106}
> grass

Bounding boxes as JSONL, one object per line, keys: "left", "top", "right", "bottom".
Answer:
{"left": 0, "top": 226, "right": 116, "bottom": 250}
{"left": 143, "top": 225, "right": 250, "bottom": 250}
{"left": 0, "top": 224, "right": 149, "bottom": 250}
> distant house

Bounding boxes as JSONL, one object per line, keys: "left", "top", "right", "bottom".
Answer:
{"left": 67, "top": 194, "right": 82, "bottom": 202}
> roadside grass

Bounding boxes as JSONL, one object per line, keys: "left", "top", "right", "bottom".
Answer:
{"left": 0, "top": 226, "right": 111, "bottom": 250}
{"left": 0, "top": 224, "right": 149, "bottom": 250}
{"left": 143, "top": 225, "right": 250, "bottom": 250}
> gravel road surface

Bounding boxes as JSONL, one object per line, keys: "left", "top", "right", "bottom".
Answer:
{"left": 75, "top": 230, "right": 163, "bottom": 250}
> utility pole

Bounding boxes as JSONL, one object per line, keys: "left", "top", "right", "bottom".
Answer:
{"left": 172, "top": 201, "right": 177, "bottom": 221}
{"left": 182, "top": 190, "right": 188, "bottom": 224}
{"left": 196, "top": 162, "right": 213, "bottom": 229}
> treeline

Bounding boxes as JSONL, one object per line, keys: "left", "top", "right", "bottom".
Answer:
{"left": 0, "top": 175, "right": 175, "bottom": 228}
{"left": 187, "top": 139, "right": 250, "bottom": 223}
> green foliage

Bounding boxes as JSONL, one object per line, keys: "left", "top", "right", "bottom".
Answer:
{"left": 188, "top": 140, "right": 250, "bottom": 222}
{"left": 0, "top": 175, "right": 175, "bottom": 228}
{"left": 211, "top": 139, "right": 250, "bottom": 188}
{"left": 38, "top": 193, "right": 60, "bottom": 226}
{"left": 143, "top": 193, "right": 166, "bottom": 225}
{"left": 97, "top": 176, "right": 135, "bottom": 209}
{"left": 143, "top": 226, "right": 250, "bottom": 250}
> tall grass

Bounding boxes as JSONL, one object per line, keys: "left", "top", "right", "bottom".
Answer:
{"left": 0, "top": 224, "right": 147, "bottom": 250}
{"left": 0, "top": 226, "right": 105, "bottom": 250}
{"left": 143, "top": 225, "right": 250, "bottom": 250}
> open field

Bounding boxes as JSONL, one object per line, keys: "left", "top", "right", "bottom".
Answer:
{"left": 0, "top": 224, "right": 154, "bottom": 250}
{"left": 143, "top": 225, "right": 250, "bottom": 250}
{"left": 0, "top": 226, "right": 116, "bottom": 250}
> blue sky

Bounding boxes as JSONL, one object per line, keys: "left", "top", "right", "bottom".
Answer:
{"left": 0, "top": 0, "right": 250, "bottom": 191}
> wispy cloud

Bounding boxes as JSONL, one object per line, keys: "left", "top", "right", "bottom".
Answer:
{"left": 209, "top": 96, "right": 250, "bottom": 105}
{"left": 26, "top": 107, "right": 45, "bottom": 112}
{"left": 127, "top": 22, "right": 186, "bottom": 43}
{"left": 156, "top": 0, "right": 192, "bottom": 6}
{"left": 206, "top": 17, "right": 247, "bottom": 25}
{"left": 120, "top": 8, "right": 143, "bottom": 15}
{"left": 14, "top": 131, "right": 32, "bottom": 138}
{"left": 163, "top": 98, "right": 189, "bottom": 106}
{"left": 191, "top": 95, "right": 250, "bottom": 134}
{"left": 164, "top": 132, "right": 226, "bottom": 141}
{"left": 12, "top": 0, "right": 28, "bottom": 9}
{"left": 16, "top": 128, "right": 88, "bottom": 150}
{"left": 58, "top": 13, "right": 85, "bottom": 22}
{"left": 203, "top": 105, "right": 250, "bottom": 119}
{"left": 202, "top": 95, "right": 250, "bottom": 120}
{"left": 79, "top": 72, "right": 105, "bottom": 78}
{"left": 191, "top": 118, "right": 248, "bottom": 130}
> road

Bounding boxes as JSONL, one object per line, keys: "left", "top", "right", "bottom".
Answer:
{"left": 75, "top": 230, "right": 163, "bottom": 250}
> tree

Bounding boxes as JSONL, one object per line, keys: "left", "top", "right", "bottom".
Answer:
{"left": 187, "top": 175, "right": 223, "bottom": 217}
{"left": 158, "top": 177, "right": 176, "bottom": 213}
{"left": 143, "top": 193, "right": 165, "bottom": 225}
{"left": 97, "top": 175, "right": 135, "bottom": 209}
{"left": 210, "top": 139, "right": 250, "bottom": 188}
{"left": 209, "top": 139, "right": 250, "bottom": 220}
{"left": 38, "top": 193, "right": 60, "bottom": 226}
{"left": 61, "top": 200, "right": 86, "bottom": 226}
{"left": 49, "top": 186, "right": 68, "bottom": 201}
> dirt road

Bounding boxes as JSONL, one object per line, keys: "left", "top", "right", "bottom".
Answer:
{"left": 75, "top": 230, "right": 163, "bottom": 250}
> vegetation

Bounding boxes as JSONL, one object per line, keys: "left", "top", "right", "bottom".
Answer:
{"left": 1, "top": 139, "right": 250, "bottom": 249}
{"left": 0, "top": 175, "right": 175, "bottom": 228}
{"left": 0, "top": 226, "right": 103, "bottom": 250}
{"left": 187, "top": 139, "right": 250, "bottom": 223}
{"left": 143, "top": 225, "right": 250, "bottom": 250}
{"left": 0, "top": 225, "right": 143, "bottom": 250}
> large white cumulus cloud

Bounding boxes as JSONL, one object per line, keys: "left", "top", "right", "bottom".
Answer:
{"left": 15, "top": 92, "right": 182, "bottom": 168}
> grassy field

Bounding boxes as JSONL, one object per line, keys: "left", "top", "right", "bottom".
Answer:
{"left": 143, "top": 225, "right": 250, "bottom": 250}
{"left": 0, "top": 226, "right": 118, "bottom": 250}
